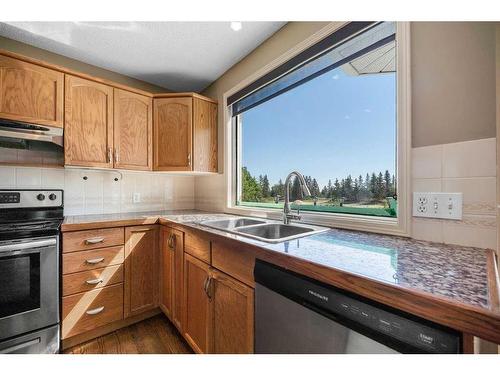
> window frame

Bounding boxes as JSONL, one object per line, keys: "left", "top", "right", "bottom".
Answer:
{"left": 223, "top": 22, "right": 411, "bottom": 237}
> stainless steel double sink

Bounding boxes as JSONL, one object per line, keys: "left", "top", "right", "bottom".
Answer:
{"left": 199, "top": 217, "right": 328, "bottom": 243}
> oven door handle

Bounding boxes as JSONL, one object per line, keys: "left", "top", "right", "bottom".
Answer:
{"left": 0, "top": 238, "right": 56, "bottom": 254}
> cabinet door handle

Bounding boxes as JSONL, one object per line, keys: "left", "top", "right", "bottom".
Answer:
{"left": 203, "top": 276, "right": 210, "bottom": 297}
{"left": 107, "top": 147, "right": 112, "bottom": 164}
{"left": 114, "top": 148, "right": 120, "bottom": 163}
{"left": 204, "top": 276, "right": 213, "bottom": 301}
{"left": 85, "top": 257, "right": 105, "bottom": 265}
{"left": 85, "top": 237, "right": 104, "bottom": 245}
{"left": 86, "top": 306, "right": 105, "bottom": 315}
{"left": 187, "top": 153, "right": 191, "bottom": 166}
{"left": 85, "top": 278, "right": 103, "bottom": 285}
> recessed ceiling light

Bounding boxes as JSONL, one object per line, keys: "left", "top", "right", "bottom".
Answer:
{"left": 230, "top": 22, "right": 242, "bottom": 31}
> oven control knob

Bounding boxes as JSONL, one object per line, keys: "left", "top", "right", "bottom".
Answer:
{"left": 49, "top": 193, "right": 57, "bottom": 201}
{"left": 37, "top": 193, "right": 46, "bottom": 201}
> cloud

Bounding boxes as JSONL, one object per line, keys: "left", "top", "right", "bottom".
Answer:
{"left": 344, "top": 115, "right": 351, "bottom": 120}
{"left": 332, "top": 74, "right": 339, "bottom": 80}
{"left": 363, "top": 108, "right": 372, "bottom": 113}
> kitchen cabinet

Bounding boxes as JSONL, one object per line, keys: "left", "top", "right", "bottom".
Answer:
{"left": 193, "top": 98, "right": 218, "bottom": 172}
{"left": 113, "top": 88, "right": 153, "bottom": 170}
{"left": 0, "top": 54, "right": 63, "bottom": 127}
{"left": 160, "top": 226, "right": 184, "bottom": 330}
{"left": 183, "top": 253, "right": 212, "bottom": 353}
{"left": 124, "top": 225, "right": 159, "bottom": 318}
{"left": 212, "top": 268, "right": 254, "bottom": 353}
{"left": 64, "top": 75, "right": 114, "bottom": 168}
{"left": 153, "top": 95, "right": 217, "bottom": 172}
{"left": 153, "top": 97, "right": 192, "bottom": 171}
{"left": 182, "top": 252, "right": 254, "bottom": 354}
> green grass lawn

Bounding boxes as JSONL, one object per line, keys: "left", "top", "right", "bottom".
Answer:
{"left": 239, "top": 200, "right": 397, "bottom": 217}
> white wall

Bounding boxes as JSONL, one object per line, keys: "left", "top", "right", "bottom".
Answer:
{"left": 0, "top": 166, "right": 195, "bottom": 216}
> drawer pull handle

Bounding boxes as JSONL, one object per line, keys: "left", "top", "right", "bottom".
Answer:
{"left": 85, "top": 257, "right": 105, "bottom": 265}
{"left": 86, "top": 306, "right": 105, "bottom": 315}
{"left": 85, "top": 278, "right": 103, "bottom": 285}
{"left": 85, "top": 237, "right": 104, "bottom": 245}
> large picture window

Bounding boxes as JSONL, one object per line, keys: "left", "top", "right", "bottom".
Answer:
{"left": 230, "top": 22, "right": 400, "bottom": 219}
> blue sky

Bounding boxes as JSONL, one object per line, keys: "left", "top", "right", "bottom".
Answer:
{"left": 241, "top": 66, "right": 396, "bottom": 188}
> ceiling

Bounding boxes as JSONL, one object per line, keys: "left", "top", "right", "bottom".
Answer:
{"left": 0, "top": 22, "right": 286, "bottom": 92}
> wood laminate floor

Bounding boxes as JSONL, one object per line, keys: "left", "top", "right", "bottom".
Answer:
{"left": 64, "top": 314, "right": 193, "bottom": 354}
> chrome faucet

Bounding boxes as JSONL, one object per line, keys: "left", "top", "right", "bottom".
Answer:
{"left": 283, "top": 171, "right": 311, "bottom": 224}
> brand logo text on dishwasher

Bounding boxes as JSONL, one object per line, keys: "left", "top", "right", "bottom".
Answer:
{"left": 308, "top": 290, "right": 328, "bottom": 301}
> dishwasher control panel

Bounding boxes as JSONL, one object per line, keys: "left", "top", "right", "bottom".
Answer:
{"left": 255, "top": 260, "right": 461, "bottom": 354}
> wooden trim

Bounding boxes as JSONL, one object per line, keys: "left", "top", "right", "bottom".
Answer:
{"left": 61, "top": 217, "right": 160, "bottom": 232}
{"left": 153, "top": 92, "right": 217, "bottom": 104}
{"left": 0, "top": 50, "right": 218, "bottom": 102}
{"left": 487, "top": 249, "right": 500, "bottom": 313}
{"left": 61, "top": 308, "right": 161, "bottom": 350}
{"left": 0, "top": 49, "right": 155, "bottom": 98}
{"left": 462, "top": 333, "right": 475, "bottom": 354}
{"left": 0, "top": 162, "right": 64, "bottom": 169}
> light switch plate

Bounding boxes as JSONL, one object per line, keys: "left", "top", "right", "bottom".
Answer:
{"left": 413, "top": 192, "right": 462, "bottom": 220}
{"left": 133, "top": 192, "right": 141, "bottom": 203}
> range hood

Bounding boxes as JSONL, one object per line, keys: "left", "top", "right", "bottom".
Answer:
{"left": 0, "top": 119, "right": 63, "bottom": 149}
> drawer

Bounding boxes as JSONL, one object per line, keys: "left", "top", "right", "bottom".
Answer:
{"left": 63, "top": 246, "right": 124, "bottom": 275}
{"left": 184, "top": 228, "right": 211, "bottom": 264}
{"left": 63, "top": 227, "right": 124, "bottom": 253}
{"left": 212, "top": 240, "right": 256, "bottom": 287}
{"left": 62, "top": 264, "right": 124, "bottom": 296}
{"left": 62, "top": 283, "right": 123, "bottom": 339}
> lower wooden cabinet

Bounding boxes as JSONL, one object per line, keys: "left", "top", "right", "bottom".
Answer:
{"left": 183, "top": 253, "right": 212, "bottom": 353}
{"left": 182, "top": 253, "right": 254, "bottom": 354}
{"left": 212, "top": 269, "right": 254, "bottom": 353}
{"left": 62, "top": 283, "right": 124, "bottom": 339}
{"left": 160, "top": 226, "right": 184, "bottom": 332}
{"left": 124, "top": 225, "right": 159, "bottom": 318}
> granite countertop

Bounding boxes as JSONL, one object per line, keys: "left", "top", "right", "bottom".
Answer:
{"left": 62, "top": 210, "right": 499, "bottom": 313}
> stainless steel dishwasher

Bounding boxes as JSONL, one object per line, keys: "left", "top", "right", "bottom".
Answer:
{"left": 254, "top": 260, "right": 462, "bottom": 354}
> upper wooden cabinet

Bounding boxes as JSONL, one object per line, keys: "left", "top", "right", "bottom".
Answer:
{"left": 124, "top": 225, "right": 159, "bottom": 318}
{"left": 64, "top": 75, "right": 114, "bottom": 168}
{"left": 113, "top": 89, "right": 153, "bottom": 170}
{"left": 193, "top": 98, "right": 218, "bottom": 172}
{"left": 153, "top": 97, "right": 192, "bottom": 171}
{"left": 0, "top": 54, "right": 63, "bottom": 127}
{"left": 154, "top": 96, "right": 217, "bottom": 172}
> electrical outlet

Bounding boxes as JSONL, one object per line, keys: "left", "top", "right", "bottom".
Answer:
{"left": 413, "top": 192, "right": 462, "bottom": 220}
{"left": 133, "top": 193, "right": 141, "bottom": 203}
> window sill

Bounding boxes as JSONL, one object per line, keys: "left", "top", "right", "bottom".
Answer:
{"left": 224, "top": 205, "right": 409, "bottom": 237}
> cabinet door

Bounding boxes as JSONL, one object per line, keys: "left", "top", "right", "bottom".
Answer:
{"left": 0, "top": 55, "right": 63, "bottom": 127}
{"left": 193, "top": 98, "right": 218, "bottom": 172}
{"left": 183, "top": 253, "right": 212, "bottom": 354}
{"left": 159, "top": 227, "right": 174, "bottom": 319}
{"left": 153, "top": 97, "right": 192, "bottom": 171}
{"left": 212, "top": 269, "right": 254, "bottom": 353}
{"left": 113, "top": 89, "right": 153, "bottom": 170}
{"left": 124, "top": 225, "right": 159, "bottom": 318}
{"left": 170, "top": 228, "right": 184, "bottom": 331}
{"left": 64, "top": 75, "right": 113, "bottom": 168}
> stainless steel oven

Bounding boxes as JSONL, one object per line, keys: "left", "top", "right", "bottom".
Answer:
{"left": 0, "top": 190, "right": 63, "bottom": 354}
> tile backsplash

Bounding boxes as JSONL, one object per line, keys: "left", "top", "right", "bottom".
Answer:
{"left": 0, "top": 166, "right": 195, "bottom": 216}
{"left": 412, "top": 137, "right": 497, "bottom": 250}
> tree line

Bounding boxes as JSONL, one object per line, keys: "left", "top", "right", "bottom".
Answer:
{"left": 241, "top": 167, "right": 396, "bottom": 203}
